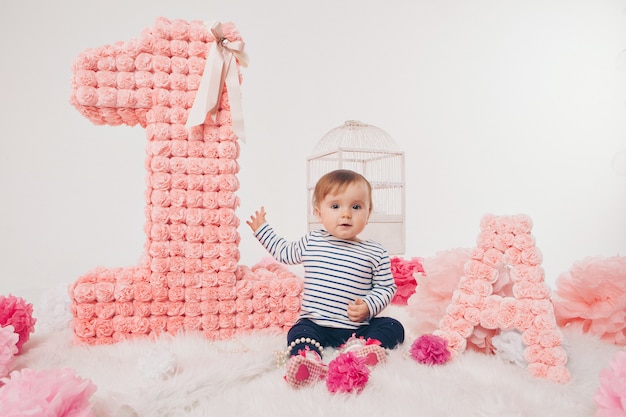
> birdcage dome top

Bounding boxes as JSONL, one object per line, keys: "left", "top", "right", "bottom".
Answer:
{"left": 311, "top": 120, "right": 400, "bottom": 155}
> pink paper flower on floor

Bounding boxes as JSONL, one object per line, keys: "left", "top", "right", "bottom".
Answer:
{"left": 326, "top": 351, "right": 370, "bottom": 394}
{"left": 410, "top": 334, "right": 451, "bottom": 365}
{"left": 553, "top": 256, "right": 626, "bottom": 346}
{"left": 0, "top": 367, "right": 97, "bottom": 417}
{"left": 0, "top": 295, "right": 36, "bottom": 351}
{"left": 0, "top": 325, "right": 18, "bottom": 378}
{"left": 594, "top": 350, "right": 626, "bottom": 417}
{"left": 390, "top": 256, "right": 425, "bottom": 305}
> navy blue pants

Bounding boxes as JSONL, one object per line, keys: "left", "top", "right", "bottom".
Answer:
{"left": 287, "top": 317, "right": 405, "bottom": 358}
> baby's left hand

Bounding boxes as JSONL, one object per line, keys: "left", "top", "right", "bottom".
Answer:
{"left": 347, "top": 298, "right": 369, "bottom": 322}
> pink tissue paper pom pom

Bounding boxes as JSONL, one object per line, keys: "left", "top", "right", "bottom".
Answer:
{"left": 0, "top": 325, "right": 18, "bottom": 378}
{"left": 0, "top": 295, "right": 36, "bottom": 351}
{"left": 326, "top": 351, "right": 370, "bottom": 394}
{"left": 594, "top": 350, "right": 626, "bottom": 417}
{"left": 0, "top": 367, "right": 97, "bottom": 417}
{"left": 405, "top": 248, "right": 471, "bottom": 337}
{"left": 553, "top": 256, "right": 626, "bottom": 346}
{"left": 410, "top": 334, "right": 451, "bottom": 365}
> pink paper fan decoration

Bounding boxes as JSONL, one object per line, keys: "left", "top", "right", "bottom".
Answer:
{"left": 0, "top": 325, "right": 18, "bottom": 378}
{"left": 410, "top": 334, "right": 451, "bottom": 365}
{"left": 553, "top": 256, "right": 626, "bottom": 346}
{"left": 326, "top": 351, "right": 370, "bottom": 394}
{"left": 0, "top": 295, "right": 36, "bottom": 351}
{"left": 593, "top": 350, "right": 626, "bottom": 417}
{"left": 0, "top": 367, "right": 97, "bottom": 417}
{"left": 390, "top": 256, "right": 425, "bottom": 305}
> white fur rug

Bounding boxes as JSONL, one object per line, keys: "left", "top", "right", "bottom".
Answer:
{"left": 9, "top": 292, "right": 621, "bottom": 417}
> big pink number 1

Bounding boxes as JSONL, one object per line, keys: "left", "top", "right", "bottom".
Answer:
{"left": 68, "top": 17, "right": 302, "bottom": 345}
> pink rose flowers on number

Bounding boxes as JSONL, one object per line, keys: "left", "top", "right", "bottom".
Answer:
{"left": 411, "top": 214, "right": 570, "bottom": 384}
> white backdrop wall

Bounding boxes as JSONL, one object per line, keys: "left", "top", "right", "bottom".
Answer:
{"left": 1, "top": 0, "right": 625, "bottom": 298}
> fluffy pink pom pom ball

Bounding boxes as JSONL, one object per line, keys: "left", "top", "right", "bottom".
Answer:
{"left": 594, "top": 350, "right": 626, "bottom": 417}
{"left": 0, "top": 295, "right": 36, "bottom": 351}
{"left": 0, "top": 367, "right": 97, "bottom": 417}
{"left": 410, "top": 334, "right": 451, "bottom": 365}
{"left": 326, "top": 351, "right": 370, "bottom": 394}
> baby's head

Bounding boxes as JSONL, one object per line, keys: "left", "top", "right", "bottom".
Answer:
{"left": 313, "top": 169, "right": 373, "bottom": 212}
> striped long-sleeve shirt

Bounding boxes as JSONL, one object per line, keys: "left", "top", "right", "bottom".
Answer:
{"left": 254, "top": 223, "right": 397, "bottom": 329}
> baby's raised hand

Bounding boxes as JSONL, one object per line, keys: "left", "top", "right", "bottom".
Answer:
{"left": 246, "top": 206, "right": 267, "bottom": 232}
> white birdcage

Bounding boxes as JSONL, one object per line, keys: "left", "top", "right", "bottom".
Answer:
{"left": 307, "top": 120, "right": 405, "bottom": 255}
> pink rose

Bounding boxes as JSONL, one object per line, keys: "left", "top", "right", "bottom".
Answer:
{"left": 521, "top": 247, "right": 543, "bottom": 266}
{"left": 218, "top": 257, "right": 238, "bottom": 273}
{"left": 219, "top": 314, "right": 236, "bottom": 329}
{"left": 149, "top": 316, "right": 167, "bottom": 333}
{"left": 217, "top": 191, "right": 238, "bottom": 209}
{"left": 283, "top": 311, "right": 300, "bottom": 327}
{"left": 481, "top": 248, "right": 503, "bottom": 267}
{"left": 168, "top": 287, "right": 185, "bottom": 302}
{"left": 150, "top": 301, "right": 169, "bottom": 316}
{"left": 433, "top": 330, "right": 466, "bottom": 354}
{"left": 283, "top": 296, "right": 301, "bottom": 312}
{"left": 493, "top": 233, "right": 514, "bottom": 252}
{"left": 252, "top": 297, "right": 270, "bottom": 313}
{"left": 185, "top": 288, "right": 202, "bottom": 303}
{"left": 218, "top": 285, "right": 236, "bottom": 301}
{"left": 186, "top": 302, "right": 203, "bottom": 317}
{"left": 251, "top": 313, "right": 270, "bottom": 329}
{"left": 463, "top": 260, "right": 498, "bottom": 283}
{"left": 495, "top": 216, "right": 515, "bottom": 234}
{"left": 479, "top": 214, "right": 498, "bottom": 233}
{"left": 90, "top": 282, "right": 115, "bottom": 302}
{"left": 476, "top": 231, "right": 496, "bottom": 249}
{"left": 167, "top": 301, "right": 184, "bottom": 316}
{"left": 512, "top": 214, "right": 533, "bottom": 235}
{"left": 185, "top": 240, "right": 203, "bottom": 258}
{"left": 513, "top": 303, "right": 535, "bottom": 330}
{"left": 236, "top": 314, "right": 253, "bottom": 330}
{"left": 114, "top": 283, "right": 134, "bottom": 303}
{"left": 202, "top": 287, "right": 219, "bottom": 301}
{"left": 218, "top": 300, "right": 236, "bottom": 315}
{"left": 217, "top": 271, "right": 236, "bottom": 286}
{"left": 74, "top": 318, "right": 96, "bottom": 338}
{"left": 496, "top": 298, "right": 518, "bottom": 329}
{"left": 218, "top": 160, "right": 239, "bottom": 174}
{"left": 169, "top": 256, "right": 186, "bottom": 273}
{"left": 202, "top": 314, "right": 219, "bottom": 331}
{"left": 219, "top": 243, "right": 240, "bottom": 259}
{"left": 512, "top": 233, "right": 535, "bottom": 251}
{"left": 546, "top": 365, "right": 570, "bottom": 384}
{"left": 170, "top": 39, "right": 189, "bottom": 57}
{"left": 218, "top": 225, "right": 239, "bottom": 243}
{"left": 73, "top": 283, "right": 96, "bottom": 303}
{"left": 75, "top": 303, "right": 96, "bottom": 319}
{"left": 236, "top": 298, "right": 253, "bottom": 314}
{"left": 95, "top": 302, "right": 116, "bottom": 319}
{"left": 200, "top": 271, "right": 218, "bottom": 287}
{"left": 504, "top": 247, "right": 522, "bottom": 265}
{"left": 115, "top": 302, "right": 134, "bottom": 317}
{"left": 200, "top": 300, "right": 219, "bottom": 315}
{"left": 479, "top": 307, "right": 500, "bottom": 330}
{"left": 183, "top": 317, "right": 202, "bottom": 332}
{"left": 203, "top": 177, "right": 221, "bottom": 193}
{"left": 167, "top": 317, "right": 184, "bottom": 334}
{"left": 510, "top": 265, "right": 544, "bottom": 283}
{"left": 96, "top": 319, "right": 114, "bottom": 337}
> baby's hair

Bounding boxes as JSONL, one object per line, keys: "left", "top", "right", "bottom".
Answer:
{"left": 313, "top": 169, "right": 373, "bottom": 212}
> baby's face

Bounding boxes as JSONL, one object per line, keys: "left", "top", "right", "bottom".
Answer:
{"left": 314, "top": 181, "right": 371, "bottom": 241}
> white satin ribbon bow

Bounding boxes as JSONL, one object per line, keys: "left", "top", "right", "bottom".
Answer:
{"left": 185, "top": 21, "right": 248, "bottom": 142}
